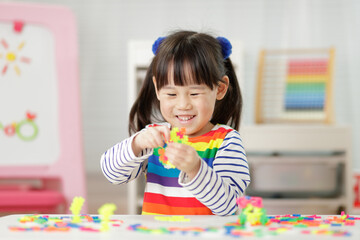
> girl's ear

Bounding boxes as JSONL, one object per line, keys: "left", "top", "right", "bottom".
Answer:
{"left": 216, "top": 75, "right": 229, "bottom": 100}
{"left": 152, "top": 76, "right": 160, "bottom": 100}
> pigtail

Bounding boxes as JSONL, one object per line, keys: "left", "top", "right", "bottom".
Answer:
{"left": 211, "top": 58, "right": 242, "bottom": 131}
{"left": 128, "top": 61, "right": 161, "bottom": 135}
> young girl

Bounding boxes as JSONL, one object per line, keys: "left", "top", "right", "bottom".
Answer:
{"left": 101, "top": 30, "right": 250, "bottom": 216}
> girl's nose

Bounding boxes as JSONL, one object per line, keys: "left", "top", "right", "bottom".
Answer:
{"left": 176, "top": 95, "right": 192, "bottom": 110}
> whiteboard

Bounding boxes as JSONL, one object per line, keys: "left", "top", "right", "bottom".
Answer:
{"left": 0, "top": 21, "right": 59, "bottom": 166}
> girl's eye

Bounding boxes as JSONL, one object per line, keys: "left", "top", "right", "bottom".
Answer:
{"left": 167, "top": 94, "right": 176, "bottom": 97}
{"left": 190, "top": 93, "right": 200, "bottom": 96}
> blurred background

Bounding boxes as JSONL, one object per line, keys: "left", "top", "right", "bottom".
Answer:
{"left": 1, "top": 0, "right": 360, "bottom": 215}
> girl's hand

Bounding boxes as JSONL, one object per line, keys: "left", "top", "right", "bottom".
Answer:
{"left": 165, "top": 142, "right": 201, "bottom": 180}
{"left": 132, "top": 126, "right": 170, "bottom": 156}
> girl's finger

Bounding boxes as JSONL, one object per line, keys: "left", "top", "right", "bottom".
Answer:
{"left": 158, "top": 126, "right": 170, "bottom": 142}
{"left": 150, "top": 133, "right": 164, "bottom": 147}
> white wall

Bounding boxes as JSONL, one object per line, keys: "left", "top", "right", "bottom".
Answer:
{"left": 2, "top": 0, "right": 359, "bottom": 173}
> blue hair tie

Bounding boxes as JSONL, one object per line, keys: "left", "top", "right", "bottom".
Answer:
{"left": 216, "top": 37, "right": 232, "bottom": 59}
{"left": 152, "top": 37, "right": 166, "bottom": 55}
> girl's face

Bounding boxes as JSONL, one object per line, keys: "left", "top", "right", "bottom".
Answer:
{"left": 153, "top": 76, "right": 229, "bottom": 138}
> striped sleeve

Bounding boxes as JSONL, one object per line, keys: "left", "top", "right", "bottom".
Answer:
{"left": 179, "top": 130, "right": 250, "bottom": 216}
{"left": 100, "top": 132, "right": 152, "bottom": 184}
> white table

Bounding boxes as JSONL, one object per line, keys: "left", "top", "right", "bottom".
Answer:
{"left": 1, "top": 214, "right": 360, "bottom": 239}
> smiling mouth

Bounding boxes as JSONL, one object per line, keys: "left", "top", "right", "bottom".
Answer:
{"left": 176, "top": 115, "right": 195, "bottom": 121}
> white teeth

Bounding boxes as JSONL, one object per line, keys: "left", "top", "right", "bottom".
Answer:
{"left": 178, "top": 116, "right": 193, "bottom": 121}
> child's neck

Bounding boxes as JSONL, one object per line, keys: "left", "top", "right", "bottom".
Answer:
{"left": 187, "top": 122, "right": 215, "bottom": 138}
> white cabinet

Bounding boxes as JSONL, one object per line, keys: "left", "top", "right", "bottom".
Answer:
{"left": 241, "top": 124, "right": 353, "bottom": 215}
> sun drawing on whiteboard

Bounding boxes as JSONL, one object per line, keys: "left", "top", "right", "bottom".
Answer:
{"left": 0, "top": 38, "right": 31, "bottom": 76}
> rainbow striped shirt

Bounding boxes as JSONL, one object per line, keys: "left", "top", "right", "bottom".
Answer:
{"left": 101, "top": 124, "right": 250, "bottom": 216}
